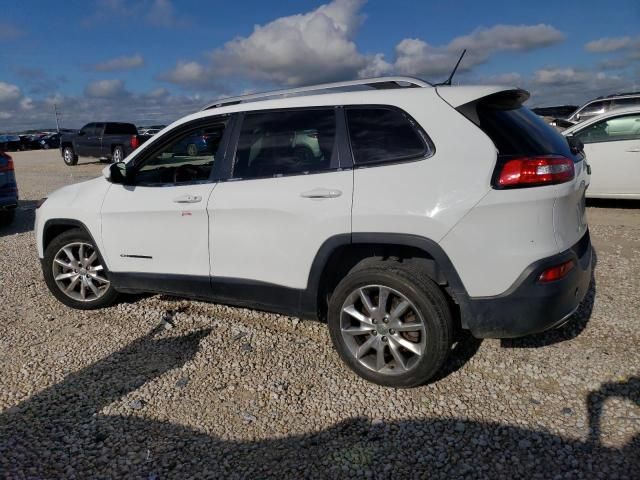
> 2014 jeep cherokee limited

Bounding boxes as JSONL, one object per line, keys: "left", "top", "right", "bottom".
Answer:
{"left": 35, "top": 77, "right": 592, "bottom": 388}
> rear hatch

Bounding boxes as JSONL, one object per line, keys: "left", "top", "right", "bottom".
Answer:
{"left": 445, "top": 87, "right": 590, "bottom": 251}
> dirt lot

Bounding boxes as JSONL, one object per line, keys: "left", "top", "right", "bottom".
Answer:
{"left": 1, "top": 150, "right": 638, "bottom": 478}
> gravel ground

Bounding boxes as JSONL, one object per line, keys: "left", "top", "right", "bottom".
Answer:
{"left": 1, "top": 150, "right": 638, "bottom": 479}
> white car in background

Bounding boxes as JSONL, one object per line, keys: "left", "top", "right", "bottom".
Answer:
{"left": 563, "top": 107, "right": 640, "bottom": 199}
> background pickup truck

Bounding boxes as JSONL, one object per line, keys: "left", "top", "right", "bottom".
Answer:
{"left": 60, "top": 122, "right": 146, "bottom": 166}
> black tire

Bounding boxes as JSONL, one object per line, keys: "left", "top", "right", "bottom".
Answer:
{"left": 112, "top": 145, "right": 124, "bottom": 163}
{"left": 0, "top": 209, "right": 16, "bottom": 226}
{"left": 328, "top": 258, "right": 453, "bottom": 388}
{"left": 62, "top": 146, "right": 78, "bottom": 166}
{"left": 42, "top": 228, "right": 119, "bottom": 310}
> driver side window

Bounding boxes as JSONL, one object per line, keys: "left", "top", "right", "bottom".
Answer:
{"left": 134, "top": 118, "right": 228, "bottom": 186}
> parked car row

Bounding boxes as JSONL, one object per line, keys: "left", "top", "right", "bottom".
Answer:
{"left": 0, "top": 132, "right": 66, "bottom": 151}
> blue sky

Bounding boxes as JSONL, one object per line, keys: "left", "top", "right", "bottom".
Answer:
{"left": 1, "top": 0, "right": 639, "bottom": 129}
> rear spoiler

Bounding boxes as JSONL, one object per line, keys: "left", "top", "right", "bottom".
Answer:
{"left": 436, "top": 86, "right": 530, "bottom": 108}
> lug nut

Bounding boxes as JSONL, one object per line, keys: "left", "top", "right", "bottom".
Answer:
{"left": 371, "top": 330, "right": 377, "bottom": 335}
{"left": 381, "top": 336, "right": 388, "bottom": 342}
{"left": 389, "top": 329, "right": 396, "bottom": 335}
{"left": 382, "top": 317, "right": 389, "bottom": 324}
{"left": 372, "top": 319, "right": 377, "bottom": 324}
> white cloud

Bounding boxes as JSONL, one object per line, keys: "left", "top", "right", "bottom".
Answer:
{"left": 0, "top": 82, "right": 22, "bottom": 104}
{"left": 585, "top": 36, "right": 634, "bottom": 53}
{"left": 526, "top": 68, "right": 629, "bottom": 106}
{"left": 145, "top": 0, "right": 188, "bottom": 28}
{"left": 94, "top": 54, "right": 144, "bottom": 72}
{"left": 162, "top": 1, "right": 563, "bottom": 88}
{"left": 208, "top": 0, "right": 367, "bottom": 86}
{"left": 84, "top": 79, "right": 130, "bottom": 98}
{"left": 161, "top": 61, "right": 208, "bottom": 85}
{"left": 369, "top": 24, "right": 565, "bottom": 79}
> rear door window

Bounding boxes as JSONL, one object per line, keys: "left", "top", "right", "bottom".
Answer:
{"left": 346, "top": 107, "right": 429, "bottom": 165}
{"left": 104, "top": 123, "right": 138, "bottom": 135}
{"left": 233, "top": 109, "right": 336, "bottom": 179}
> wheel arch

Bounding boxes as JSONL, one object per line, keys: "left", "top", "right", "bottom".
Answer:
{"left": 302, "top": 233, "right": 472, "bottom": 328}
{"left": 42, "top": 219, "right": 107, "bottom": 268}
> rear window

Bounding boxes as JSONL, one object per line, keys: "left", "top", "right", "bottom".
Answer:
{"left": 346, "top": 107, "right": 429, "bottom": 165}
{"left": 472, "top": 96, "right": 576, "bottom": 160}
{"left": 104, "top": 123, "right": 138, "bottom": 135}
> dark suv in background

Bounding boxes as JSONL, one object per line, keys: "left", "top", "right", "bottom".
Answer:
{"left": 60, "top": 122, "right": 146, "bottom": 166}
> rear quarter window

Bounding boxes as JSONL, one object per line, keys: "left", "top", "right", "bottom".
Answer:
{"left": 104, "top": 123, "right": 138, "bottom": 135}
{"left": 472, "top": 97, "right": 577, "bottom": 161}
{"left": 346, "top": 107, "right": 431, "bottom": 165}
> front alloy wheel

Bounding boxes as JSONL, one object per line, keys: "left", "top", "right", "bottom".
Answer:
{"left": 42, "top": 228, "right": 119, "bottom": 309}
{"left": 52, "top": 242, "right": 110, "bottom": 302}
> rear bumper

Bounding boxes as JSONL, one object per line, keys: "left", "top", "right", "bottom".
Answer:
{"left": 465, "top": 230, "right": 592, "bottom": 338}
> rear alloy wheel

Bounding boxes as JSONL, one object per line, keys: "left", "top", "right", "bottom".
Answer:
{"left": 62, "top": 146, "right": 78, "bottom": 166}
{"left": 43, "top": 229, "right": 119, "bottom": 309}
{"left": 328, "top": 260, "right": 453, "bottom": 387}
{"left": 340, "top": 285, "right": 427, "bottom": 375}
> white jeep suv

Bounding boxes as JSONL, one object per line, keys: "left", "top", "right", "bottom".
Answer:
{"left": 35, "top": 77, "right": 592, "bottom": 388}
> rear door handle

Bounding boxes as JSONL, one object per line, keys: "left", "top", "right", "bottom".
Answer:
{"left": 625, "top": 148, "right": 640, "bottom": 152}
{"left": 173, "top": 194, "right": 202, "bottom": 203}
{"left": 300, "top": 188, "right": 342, "bottom": 199}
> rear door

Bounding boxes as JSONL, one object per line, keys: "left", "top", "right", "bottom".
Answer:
{"left": 574, "top": 112, "right": 640, "bottom": 196}
{"left": 208, "top": 107, "right": 352, "bottom": 305}
{"left": 91, "top": 123, "right": 105, "bottom": 157}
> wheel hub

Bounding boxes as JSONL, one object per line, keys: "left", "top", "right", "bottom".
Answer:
{"left": 340, "top": 284, "right": 427, "bottom": 375}
{"left": 52, "top": 242, "right": 110, "bottom": 302}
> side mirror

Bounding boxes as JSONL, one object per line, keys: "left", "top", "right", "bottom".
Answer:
{"left": 78, "top": 130, "right": 85, "bottom": 136}
{"left": 103, "top": 162, "right": 128, "bottom": 184}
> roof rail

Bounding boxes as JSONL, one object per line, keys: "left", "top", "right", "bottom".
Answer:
{"left": 200, "top": 76, "right": 431, "bottom": 111}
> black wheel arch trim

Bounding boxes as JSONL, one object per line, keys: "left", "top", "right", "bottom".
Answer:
{"left": 300, "top": 232, "right": 473, "bottom": 323}
{"left": 42, "top": 218, "right": 107, "bottom": 265}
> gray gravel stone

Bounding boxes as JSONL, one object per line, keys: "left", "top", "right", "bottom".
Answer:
{"left": 0, "top": 151, "right": 638, "bottom": 478}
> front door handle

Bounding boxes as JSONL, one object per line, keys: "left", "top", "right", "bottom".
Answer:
{"left": 300, "top": 188, "right": 342, "bottom": 199}
{"left": 625, "top": 148, "right": 640, "bottom": 153}
{"left": 173, "top": 194, "right": 202, "bottom": 203}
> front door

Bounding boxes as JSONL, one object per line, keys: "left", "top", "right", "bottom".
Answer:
{"left": 100, "top": 117, "right": 231, "bottom": 295}
{"left": 208, "top": 108, "right": 353, "bottom": 310}
{"left": 75, "top": 123, "right": 95, "bottom": 156}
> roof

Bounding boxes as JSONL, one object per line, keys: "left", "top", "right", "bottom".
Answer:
{"left": 200, "top": 76, "right": 432, "bottom": 111}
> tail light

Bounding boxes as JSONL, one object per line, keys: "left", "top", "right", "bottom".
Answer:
{"left": 538, "top": 259, "right": 575, "bottom": 283}
{"left": 494, "top": 155, "right": 574, "bottom": 188}
{"left": 130, "top": 135, "right": 140, "bottom": 149}
{"left": 0, "top": 153, "right": 14, "bottom": 172}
